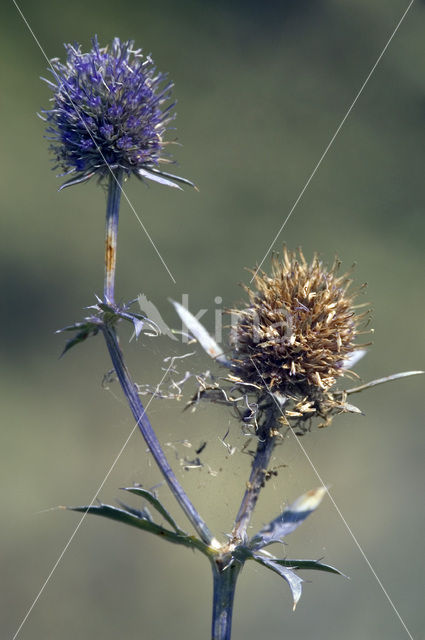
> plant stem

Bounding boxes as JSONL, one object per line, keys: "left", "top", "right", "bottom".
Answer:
{"left": 104, "top": 171, "right": 123, "bottom": 304}
{"left": 211, "top": 558, "right": 242, "bottom": 640}
{"left": 231, "top": 407, "right": 278, "bottom": 543}
{"left": 101, "top": 323, "right": 214, "bottom": 546}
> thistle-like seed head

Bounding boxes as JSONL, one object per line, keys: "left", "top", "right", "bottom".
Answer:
{"left": 229, "top": 249, "right": 368, "bottom": 426}
{"left": 41, "top": 37, "right": 180, "bottom": 189}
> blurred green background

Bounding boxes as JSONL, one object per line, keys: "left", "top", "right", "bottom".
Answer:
{"left": 1, "top": 1, "right": 424, "bottom": 638}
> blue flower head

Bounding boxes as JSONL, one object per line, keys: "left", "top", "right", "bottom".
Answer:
{"left": 41, "top": 37, "right": 193, "bottom": 190}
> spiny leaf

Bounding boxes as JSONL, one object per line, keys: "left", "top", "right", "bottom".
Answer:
{"left": 132, "top": 318, "right": 146, "bottom": 339}
{"left": 138, "top": 167, "right": 183, "bottom": 190}
{"left": 346, "top": 370, "right": 424, "bottom": 395}
{"left": 252, "top": 554, "right": 303, "bottom": 610}
{"left": 56, "top": 322, "right": 99, "bottom": 356}
{"left": 341, "top": 402, "right": 363, "bottom": 415}
{"left": 58, "top": 170, "right": 95, "bottom": 190}
{"left": 116, "top": 500, "right": 153, "bottom": 522}
{"left": 342, "top": 349, "right": 367, "bottom": 370}
{"left": 267, "top": 557, "right": 346, "bottom": 577}
{"left": 149, "top": 168, "right": 197, "bottom": 189}
{"left": 67, "top": 503, "right": 211, "bottom": 555}
{"left": 140, "top": 167, "right": 197, "bottom": 190}
{"left": 120, "top": 487, "right": 180, "bottom": 532}
{"left": 249, "top": 487, "right": 327, "bottom": 550}
{"left": 171, "top": 299, "right": 230, "bottom": 366}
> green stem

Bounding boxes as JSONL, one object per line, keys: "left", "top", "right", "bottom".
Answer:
{"left": 211, "top": 559, "right": 242, "bottom": 640}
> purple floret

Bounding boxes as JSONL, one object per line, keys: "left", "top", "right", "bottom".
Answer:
{"left": 41, "top": 36, "right": 176, "bottom": 188}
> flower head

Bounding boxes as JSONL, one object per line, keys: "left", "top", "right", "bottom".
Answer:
{"left": 229, "top": 248, "right": 369, "bottom": 427}
{"left": 41, "top": 37, "right": 191, "bottom": 189}
{"left": 171, "top": 248, "right": 373, "bottom": 430}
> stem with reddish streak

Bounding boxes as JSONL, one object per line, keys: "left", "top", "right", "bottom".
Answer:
{"left": 104, "top": 170, "right": 123, "bottom": 304}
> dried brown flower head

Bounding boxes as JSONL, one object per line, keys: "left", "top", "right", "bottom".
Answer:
{"left": 229, "top": 248, "right": 369, "bottom": 427}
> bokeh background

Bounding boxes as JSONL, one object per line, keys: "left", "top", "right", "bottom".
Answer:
{"left": 1, "top": 1, "right": 424, "bottom": 639}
